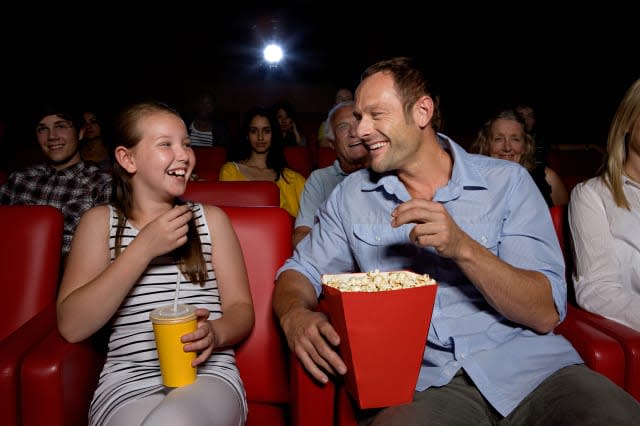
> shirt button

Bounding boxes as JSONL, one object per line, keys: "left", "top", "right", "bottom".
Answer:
{"left": 481, "top": 236, "right": 488, "bottom": 244}
{"left": 375, "top": 236, "right": 381, "bottom": 241}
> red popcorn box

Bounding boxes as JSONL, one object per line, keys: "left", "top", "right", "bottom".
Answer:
{"left": 321, "top": 271, "right": 438, "bottom": 409}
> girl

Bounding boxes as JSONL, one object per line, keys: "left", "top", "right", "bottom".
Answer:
{"left": 57, "top": 100, "right": 253, "bottom": 425}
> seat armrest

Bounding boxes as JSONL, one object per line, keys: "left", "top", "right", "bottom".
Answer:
{"left": 0, "top": 303, "right": 56, "bottom": 426}
{"left": 290, "top": 351, "right": 337, "bottom": 426}
{"left": 555, "top": 312, "right": 625, "bottom": 387}
{"left": 21, "top": 326, "right": 104, "bottom": 426}
{"left": 568, "top": 304, "right": 640, "bottom": 400}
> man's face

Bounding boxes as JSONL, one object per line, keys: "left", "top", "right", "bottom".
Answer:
{"left": 331, "top": 105, "right": 368, "bottom": 168}
{"left": 36, "top": 114, "right": 81, "bottom": 170}
{"left": 354, "top": 72, "right": 418, "bottom": 173}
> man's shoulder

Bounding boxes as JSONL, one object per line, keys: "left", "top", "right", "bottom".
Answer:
{"left": 307, "top": 164, "right": 338, "bottom": 181}
{"left": 9, "top": 163, "right": 48, "bottom": 177}
{"left": 77, "top": 164, "right": 112, "bottom": 182}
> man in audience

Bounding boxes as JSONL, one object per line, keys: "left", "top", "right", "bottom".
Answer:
{"left": 0, "top": 101, "right": 112, "bottom": 262}
{"left": 274, "top": 56, "right": 640, "bottom": 425}
{"left": 293, "top": 100, "right": 368, "bottom": 246}
{"left": 317, "top": 87, "right": 354, "bottom": 148}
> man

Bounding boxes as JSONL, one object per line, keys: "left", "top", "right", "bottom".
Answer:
{"left": 293, "top": 100, "right": 368, "bottom": 246}
{"left": 187, "top": 89, "right": 231, "bottom": 148}
{"left": 0, "top": 101, "right": 112, "bottom": 261}
{"left": 273, "top": 57, "right": 640, "bottom": 424}
{"left": 317, "top": 87, "right": 354, "bottom": 148}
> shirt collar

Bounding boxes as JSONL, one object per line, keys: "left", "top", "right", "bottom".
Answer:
{"left": 623, "top": 174, "right": 640, "bottom": 189}
{"left": 360, "top": 133, "right": 488, "bottom": 202}
{"left": 332, "top": 159, "right": 349, "bottom": 176}
{"left": 44, "top": 160, "right": 86, "bottom": 178}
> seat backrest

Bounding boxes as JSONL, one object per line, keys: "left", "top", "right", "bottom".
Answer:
{"left": 284, "top": 146, "right": 313, "bottom": 178}
{"left": 183, "top": 181, "right": 280, "bottom": 207}
{"left": 192, "top": 146, "right": 228, "bottom": 180}
{"left": 0, "top": 205, "right": 63, "bottom": 341}
{"left": 549, "top": 205, "right": 566, "bottom": 255}
{"left": 220, "top": 206, "right": 293, "bottom": 405}
{"left": 317, "top": 147, "right": 337, "bottom": 169}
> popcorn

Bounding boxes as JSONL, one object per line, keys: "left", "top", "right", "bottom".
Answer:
{"left": 320, "top": 269, "right": 439, "bottom": 408}
{"left": 322, "top": 269, "right": 435, "bottom": 292}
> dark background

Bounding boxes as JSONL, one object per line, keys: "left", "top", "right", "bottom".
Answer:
{"left": 1, "top": 3, "right": 637, "bottom": 151}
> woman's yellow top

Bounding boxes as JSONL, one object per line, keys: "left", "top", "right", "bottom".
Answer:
{"left": 219, "top": 162, "right": 306, "bottom": 217}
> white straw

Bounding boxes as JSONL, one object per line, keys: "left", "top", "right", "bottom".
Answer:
{"left": 173, "top": 272, "right": 181, "bottom": 311}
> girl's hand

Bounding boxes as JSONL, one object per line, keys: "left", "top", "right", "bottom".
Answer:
{"left": 181, "top": 308, "right": 217, "bottom": 366}
{"left": 137, "top": 205, "right": 193, "bottom": 259}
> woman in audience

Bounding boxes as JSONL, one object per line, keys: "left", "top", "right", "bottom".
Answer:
{"left": 56, "top": 100, "right": 253, "bottom": 425}
{"left": 80, "top": 109, "right": 112, "bottom": 171}
{"left": 472, "top": 108, "right": 569, "bottom": 206}
{"left": 569, "top": 78, "right": 640, "bottom": 331}
{"left": 272, "top": 99, "right": 307, "bottom": 147}
{"left": 219, "top": 105, "right": 305, "bottom": 217}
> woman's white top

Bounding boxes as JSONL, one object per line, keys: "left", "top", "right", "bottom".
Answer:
{"left": 569, "top": 175, "right": 640, "bottom": 331}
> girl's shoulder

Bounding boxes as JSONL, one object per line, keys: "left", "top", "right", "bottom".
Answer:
{"left": 282, "top": 167, "right": 306, "bottom": 182}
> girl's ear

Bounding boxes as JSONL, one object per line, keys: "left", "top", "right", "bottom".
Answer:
{"left": 114, "top": 146, "right": 137, "bottom": 173}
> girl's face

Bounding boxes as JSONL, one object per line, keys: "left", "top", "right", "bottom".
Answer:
{"left": 248, "top": 115, "right": 272, "bottom": 154}
{"left": 82, "top": 111, "right": 101, "bottom": 140}
{"left": 488, "top": 118, "right": 526, "bottom": 164}
{"left": 128, "top": 111, "right": 195, "bottom": 197}
{"left": 275, "top": 108, "right": 291, "bottom": 130}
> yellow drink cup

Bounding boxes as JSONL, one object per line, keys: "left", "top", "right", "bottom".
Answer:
{"left": 149, "top": 304, "right": 197, "bottom": 387}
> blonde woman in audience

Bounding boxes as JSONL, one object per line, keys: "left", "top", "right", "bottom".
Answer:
{"left": 219, "top": 105, "right": 305, "bottom": 217}
{"left": 569, "top": 78, "right": 640, "bottom": 331}
{"left": 472, "top": 108, "right": 569, "bottom": 206}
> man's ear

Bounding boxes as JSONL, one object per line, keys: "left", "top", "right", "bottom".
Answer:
{"left": 114, "top": 146, "right": 136, "bottom": 173}
{"left": 413, "top": 95, "right": 434, "bottom": 129}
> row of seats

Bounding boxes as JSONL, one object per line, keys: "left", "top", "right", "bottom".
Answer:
{"left": 192, "top": 145, "right": 337, "bottom": 181}
{"left": 2, "top": 193, "right": 638, "bottom": 426}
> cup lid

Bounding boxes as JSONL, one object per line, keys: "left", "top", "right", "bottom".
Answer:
{"left": 149, "top": 304, "right": 196, "bottom": 323}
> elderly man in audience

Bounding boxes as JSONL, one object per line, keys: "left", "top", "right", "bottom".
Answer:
{"left": 293, "top": 100, "right": 368, "bottom": 246}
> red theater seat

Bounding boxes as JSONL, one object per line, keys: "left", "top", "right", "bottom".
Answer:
{"left": 0, "top": 205, "right": 63, "bottom": 426}
{"left": 284, "top": 146, "right": 313, "bottom": 178}
{"left": 552, "top": 205, "right": 640, "bottom": 401}
{"left": 316, "top": 147, "right": 337, "bottom": 169}
{"left": 182, "top": 180, "right": 280, "bottom": 207}
{"left": 19, "top": 206, "right": 294, "bottom": 426}
{"left": 192, "top": 146, "right": 228, "bottom": 181}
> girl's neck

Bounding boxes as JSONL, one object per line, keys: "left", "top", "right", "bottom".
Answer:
{"left": 243, "top": 153, "right": 268, "bottom": 169}
{"left": 128, "top": 196, "right": 175, "bottom": 229}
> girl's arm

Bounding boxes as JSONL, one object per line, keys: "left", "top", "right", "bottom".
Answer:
{"left": 57, "top": 204, "right": 194, "bottom": 342}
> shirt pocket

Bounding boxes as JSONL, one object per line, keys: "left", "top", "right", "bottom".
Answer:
{"left": 457, "top": 221, "right": 500, "bottom": 254}
{"left": 352, "top": 224, "right": 416, "bottom": 271}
